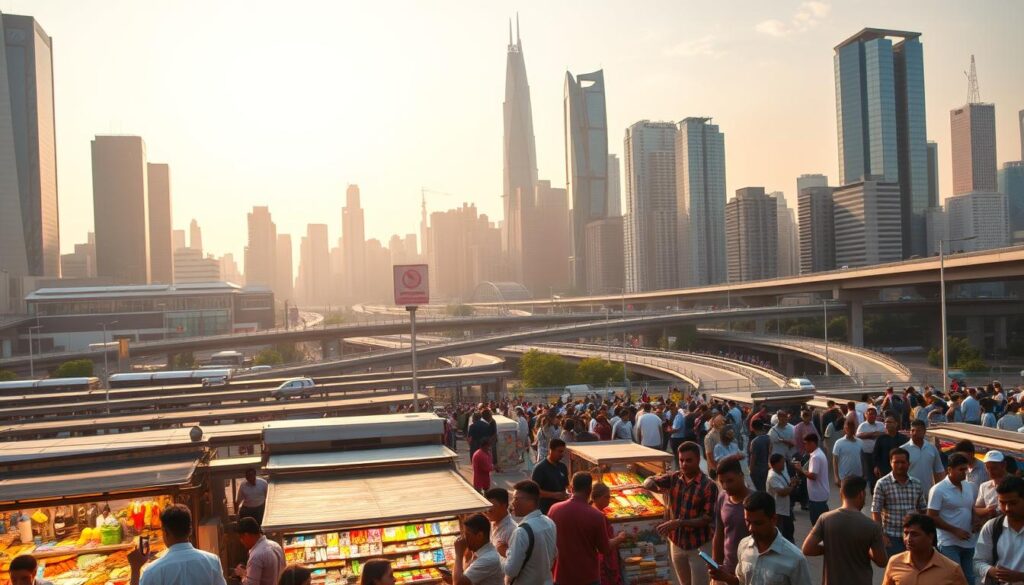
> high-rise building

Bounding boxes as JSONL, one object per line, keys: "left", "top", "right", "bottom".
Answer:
{"left": 91, "top": 135, "right": 150, "bottom": 284}
{"left": 245, "top": 206, "right": 277, "bottom": 291}
{"left": 926, "top": 141, "right": 939, "bottom": 208}
{"left": 676, "top": 117, "right": 727, "bottom": 286}
{"left": 773, "top": 192, "right": 799, "bottom": 277}
{"left": 796, "top": 174, "right": 829, "bottom": 194}
{"left": 607, "top": 154, "right": 622, "bottom": 217}
{"left": 275, "top": 234, "right": 294, "bottom": 302}
{"left": 564, "top": 69, "right": 608, "bottom": 288}
{"left": 834, "top": 29, "right": 928, "bottom": 258}
{"left": 950, "top": 103, "right": 997, "bottom": 195}
{"left": 925, "top": 206, "right": 948, "bottom": 256}
{"left": 172, "top": 229, "right": 186, "bottom": 251}
{"left": 946, "top": 191, "right": 1009, "bottom": 252}
{"left": 296, "top": 224, "right": 329, "bottom": 307}
{"left": 219, "top": 252, "right": 244, "bottom": 285}
{"left": 832, "top": 180, "right": 903, "bottom": 268}
{"left": 522, "top": 180, "right": 570, "bottom": 295}
{"left": 60, "top": 233, "right": 96, "bottom": 279}
{"left": 624, "top": 121, "right": 678, "bottom": 293}
{"left": 364, "top": 239, "right": 392, "bottom": 302}
{"left": 725, "top": 188, "right": 777, "bottom": 282}
{"left": 1000, "top": 162, "right": 1024, "bottom": 245}
{"left": 147, "top": 163, "right": 173, "bottom": 283}
{"left": 189, "top": 218, "right": 203, "bottom": 253}
{"left": 429, "top": 203, "right": 502, "bottom": 300}
{"left": 501, "top": 18, "right": 538, "bottom": 282}
{"left": 584, "top": 217, "right": 624, "bottom": 295}
{"left": 173, "top": 247, "right": 219, "bottom": 283}
{"left": 342, "top": 184, "right": 367, "bottom": 303}
{"left": 798, "top": 185, "right": 836, "bottom": 273}
{"left": 0, "top": 12, "right": 59, "bottom": 279}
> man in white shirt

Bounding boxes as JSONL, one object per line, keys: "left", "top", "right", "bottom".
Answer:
{"left": 233, "top": 517, "right": 285, "bottom": 585}
{"left": 975, "top": 450, "right": 1010, "bottom": 522}
{"left": 449, "top": 514, "right": 503, "bottom": 585}
{"left": 833, "top": 419, "right": 865, "bottom": 486}
{"left": 483, "top": 488, "right": 515, "bottom": 558}
{"left": 504, "top": 480, "right": 557, "bottom": 585}
{"left": 902, "top": 420, "right": 946, "bottom": 492}
{"left": 235, "top": 468, "right": 269, "bottom": 525}
{"left": 636, "top": 403, "right": 664, "bottom": 449}
{"left": 856, "top": 406, "right": 885, "bottom": 491}
{"left": 974, "top": 476, "right": 1024, "bottom": 585}
{"left": 128, "top": 505, "right": 226, "bottom": 585}
{"left": 795, "top": 434, "right": 830, "bottom": 526}
{"left": 767, "top": 453, "right": 798, "bottom": 543}
{"left": 768, "top": 411, "right": 796, "bottom": 460}
{"left": 927, "top": 453, "right": 978, "bottom": 584}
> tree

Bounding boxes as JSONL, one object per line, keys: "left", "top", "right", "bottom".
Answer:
{"left": 519, "top": 349, "right": 575, "bottom": 388}
{"left": 670, "top": 325, "right": 698, "bottom": 351}
{"left": 52, "top": 359, "right": 94, "bottom": 378}
{"left": 927, "top": 336, "right": 988, "bottom": 371}
{"left": 171, "top": 351, "right": 196, "bottom": 369}
{"left": 0, "top": 369, "right": 16, "bottom": 381}
{"left": 574, "top": 358, "right": 625, "bottom": 386}
{"left": 254, "top": 348, "right": 284, "bottom": 366}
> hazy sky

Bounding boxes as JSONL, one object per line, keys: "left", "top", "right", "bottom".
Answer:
{"left": 17, "top": 0, "right": 1024, "bottom": 264}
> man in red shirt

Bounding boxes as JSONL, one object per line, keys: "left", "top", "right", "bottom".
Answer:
{"left": 472, "top": 437, "right": 494, "bottom": 492}
{"left": 547, "top": 471, "right": 611, "bottom": 585}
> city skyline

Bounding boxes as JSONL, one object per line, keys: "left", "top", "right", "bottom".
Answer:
{"left": 16, "top": 1, "right": 1024, "bottom": 269}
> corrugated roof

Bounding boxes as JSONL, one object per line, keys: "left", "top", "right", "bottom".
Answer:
{"left": 266, "top": 444, "right": 457, "bottom": 471}
{"left": 262, "top": 412, "right": 443, "bottom": 447}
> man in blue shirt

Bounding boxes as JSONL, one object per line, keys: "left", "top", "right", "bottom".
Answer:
{"left": 962, "top": 389, "right": 982, "bottom": 425}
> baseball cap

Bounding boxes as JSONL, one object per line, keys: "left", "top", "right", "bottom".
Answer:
{"left": 983, "top": 450, "right": 1005, "bottom": 463}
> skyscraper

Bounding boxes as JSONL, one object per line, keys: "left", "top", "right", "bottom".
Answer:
{"left": 296, "top": 224, "right": 329, "bottom": 306}
{"left": 946, "top": 191, "right": 1008, "bottom": 252}
{"left": 522, "top": 180, "right": 570, "bottom": 295}
{"left": 429, "top": 203, "right": 502, "bottom": 300}
{"left": 796, "top": 174, "right": 829, "bottom": 194}
{"left": 624, "top": 121, "right": 677, "bottom": 293}
{"left": 926, "top": 141, "right": 939, "bottom": 208}
{"left": 676, "top": 117, "right": 727, "bottom": 286}
{"left": 171, "top": 229, "right": 186, "bottom": 251}
{"left": 773, "top": 192, "right": 799, "bottom": 277}
{"left": 342, "top": 184, "right": 367, "bottom": 302}
{"left": 0, "top": 12, "right": 59, "bottom": 278}
{"left": 275, "top": 234, "right": 294, "bottom": 303}
{"left": 725, "top": 188, "right": 777, "bottom": 283}
{"left": 219, "top": 252, "right": 244, "bottom": 285}
{"left": 607, "top": 154, "right": 622, "bottom": 217}
{"left": 189, "top": 218, "right": 203, "bottom": 253}
{"left": 501, "top": 17, "right": 538, "bottom": 282}
{"left": 834, "top": 29, "right": 928, "bottom": 258}
{"left": 798, "top": 185, "right": 836, "bottom": 273}
{"left": 950, "top": 103, "right": 997, "bottom": 196}
{"left": 998, "top": 162, "right": 1024, "bottom": 245}
{"left": 245, "top": 206, "right": 277, "bottom": 290}
{"left": 564, "top": 69, "right": 608, "bottom": 288}
{"left": 91, "top": 135, "right": 150, "bottom": 284}
{"left": 147, "top": 163, "right": 173, "bottom": 283}
{"left": 832, "top": 180, "right": 903, "bottom": 268}
{"left": 172, "top": 247, "right": 218, "bottom": 283}
{"left": 60, "top": 233, "right": 95, "bottom": 279}
{"left": 585, "top": 217, "right": 624, "bottom": 295}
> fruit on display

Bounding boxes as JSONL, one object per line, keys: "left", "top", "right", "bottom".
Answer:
{"left": 601, "top": 471, "right": 645, "bottom": 489}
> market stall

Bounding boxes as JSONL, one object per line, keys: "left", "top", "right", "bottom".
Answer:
{"left": 0, "top": 443, "right": 207, "bottom": 585}
{"left": 928, "top": 423, "right": 1024, "bottom": 468}
{"left": 259, "top": 413, "right": 490, "bottom": 585}
{"left": 491, "top": 414, "right": 523, "bottom": 469}
{"left": 566, "top": 441, "right": 673, "bottom": 585}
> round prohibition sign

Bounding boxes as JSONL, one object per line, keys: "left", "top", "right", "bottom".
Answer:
{"left": 402, "top": 269, "right": 422, "bottom": 289}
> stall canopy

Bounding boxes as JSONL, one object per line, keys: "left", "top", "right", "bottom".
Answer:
{"left": 262, "top": 413, "right": 443, "bottom": 449}
{"left": 261, "top": 467, "right": 490, "bottom": 533}
{"left": 266, "top": 444, "right": 457, "bottom": 473}
{"left": 0, "top": 453, "right": 201, "bottom": 506}
{"left": 567, "top": 441, "right": 673, "bottom": 466}
{"left": 928, "top": 423, "right": 1024, "bottom": 458}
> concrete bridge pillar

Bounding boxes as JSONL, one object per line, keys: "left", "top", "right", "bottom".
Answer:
{"left": 848, "top": 299, "right": 864, "bottom": 347}
{"left": 755, "top": 319, "right": 767, "bottom": 335}
{"left": 965, "top": 317, "right": 986, "bottom": 352}
{"left": 994, "top": 317, "right": 1008, "bottom": 352}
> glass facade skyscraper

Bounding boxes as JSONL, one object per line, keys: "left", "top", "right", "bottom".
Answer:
{"left": 676, "top": 118, "right": 727, "bottom": 286}
{"left": 834, "top": 29, "right": 928, "bottom": 258}
{"left": 624, "top": 121, "right": 677, "bottom": 293}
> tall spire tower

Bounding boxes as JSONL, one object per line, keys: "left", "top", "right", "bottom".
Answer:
{"left": 501, "top": 14, "right": 538, "bottom": 284}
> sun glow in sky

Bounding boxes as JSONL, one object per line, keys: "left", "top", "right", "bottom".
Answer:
{"left": 17, "top": 0, "right": 1024, "bottom": 265}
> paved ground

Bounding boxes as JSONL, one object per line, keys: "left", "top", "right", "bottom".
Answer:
{"left": 455, "top": 439, "right": 891, "bottom": 584}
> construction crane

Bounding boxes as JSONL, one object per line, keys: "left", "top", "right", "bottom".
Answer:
{"left": 965, "top": 54, "right": 981, "bottom": 104}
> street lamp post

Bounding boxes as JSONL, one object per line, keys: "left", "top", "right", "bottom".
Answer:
{"left": 27, "top": 325, "right": 42, "bottom": 378}
{"left": 822, "top": 300, "right": 830, "bottom": 377}
{"left": 621, "top": 289, "right": 628, "bottom": 386}
{"left": 101, "top": 321, "right": 118, "bottom": 409}
{"left": 939, "top": 236, "right": 977, "bottom": 392}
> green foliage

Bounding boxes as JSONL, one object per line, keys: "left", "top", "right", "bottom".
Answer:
{"left": 52, "top": 359, "right": 94, "bottom": 378}
{"left": 670, "top": 325, "right": 698, "bottom": 351}
{"left": 171, "top": 351, "right": 195, "bottom": 369}
{"left": 445, "top": 304, "right": 475, "bottom": 317}
{"left": 519, "top": 349, "right": 575, "bottom": 388}
{"left": 927, "top": 336, "right": 988, "bottom": 371}
{"left": 0, "top": 369, "right": 16, "bottom": 381}
{"left": 254, "top": 348, "right": 284, "bottom": 366}
{"left": 273, "top": 343, "right": 303, "bottom": 363}
{"left": 575, "top": 358, "right": 625, "bottom": 386}
{"left": 656, "top": 335, "right": 670, "bottom": 350}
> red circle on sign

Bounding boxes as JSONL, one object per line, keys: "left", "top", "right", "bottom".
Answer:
{"left": 402, "top": 269, "right": 422, "bottom": 288}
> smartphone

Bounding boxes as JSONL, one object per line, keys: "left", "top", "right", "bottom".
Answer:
{"left": 138, "top": 535, "right": 150, "bottom": 556}
{"left": 698, "top": 551, "right": 719, "bottom": 570}
{"left": 437, "top": 567, "right": 452, "bottom": 576}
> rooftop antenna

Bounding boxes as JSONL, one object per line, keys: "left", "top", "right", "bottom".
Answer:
{"left": 516, "top": 13, "right": 520, "bottom": 45}
{"left": 508, "top": 18, "right": 512, "bottom": 46}
{"left": 965, "top": 54, "right": 980, "bottom": 104}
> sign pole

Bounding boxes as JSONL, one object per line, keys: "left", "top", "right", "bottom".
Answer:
{"left": 408, "top": 305, "right": 419, "bottom": 412}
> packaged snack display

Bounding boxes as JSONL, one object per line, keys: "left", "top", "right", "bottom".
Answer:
{"left": 284, "top": 519, "right": 461, "bottom": 585}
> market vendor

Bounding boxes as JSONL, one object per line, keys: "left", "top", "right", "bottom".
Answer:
{"left": 8, "top": 554, "right": 54, "bottom": 585}
{"left": 235, "top": 468, "right": 269, "bottom": 525}
{"left": 233, "top": 517, "right": 286, "bottom": 585}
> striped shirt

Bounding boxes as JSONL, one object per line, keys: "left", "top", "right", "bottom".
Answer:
{"left": 651, "top": 470, "right": 718, "bottom": 550}
{"left": 871, "top": 473, "right": 926, "bottom": 538}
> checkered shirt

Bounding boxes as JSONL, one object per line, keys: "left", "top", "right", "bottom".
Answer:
{"left": 871, "top": 472, "right": 927, "bottom": 538}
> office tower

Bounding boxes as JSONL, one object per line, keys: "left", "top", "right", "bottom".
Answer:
{"left": 0, "top": 13, "right": 59, "bottom": 278}
{"left": 834, "top": 29, "right": 928, "bottom": 258}
{"left": 147, "top": 163, "right": 173, "bottom": 283}
{"left": 342, "top": 184, "right": 367, "bottom": 302}
{"left": 189, "top": 219, "right": 203, "bottom": 253}
{"left": 999, "top": 162, "right": 1024, "bottom": 245}
{"left": 676, "top": 117, "right": 727, "bottom": 286}
{"left": 725, "top": 188, "right": 777, "bottom": 282}
{"left": 245, "top": 206, "right": 277, "bottom": 290}
{"left": 798, "top": 185, "right": 836, "bottom": 273}
{"left": 501, "top": 18, "right": 538, "bottom": 282}
{"left": 219, "top": 253, "right": 244, "bottom": 285}
{"left": 925, "top": 206, "right": 948, "bottom": 256}
{"left": 564, "top": 69, "right": 608, "bottom": 288}
{"left": 429, "top": 204, "right": 501, "bottom": 300}
{"left": 275, "top": 234, "right": 294, "bottom": 302}
{"left": 773, "top": 192, "right": 799, "bottom": 277}
{"left": 951, "top": 103, "right": 997, "bottom": 195}
{"left": 173, "top": 247, "right": 219, "bottom": 283}
{"left": 91, "top": 135, "right": 150, "bottom": 284}
{"left": 946, "top": 192, "right": 1009, "bottom": 252}
{"left": 926, "top": 142, "right": 939, "bottom": 208}
{"left": 60, "top": 233, "right": 96, "bottom": 279}
{"left": 328, "top": 240, "right": 344, "bottom": 304}
{"left": 522, "top": 180, "right": 570, "bottom": 295}
{"left": 624, "top": 121, "right": 678, "bottom": 293}
{"left": 607, "top": 154, "right": 622, "bottom": 217}
{"left": 832, "top": 180, "right": 903, "bottom": 267}
{"left": 296, "top": 224, "right": 329, "bottom": 306}
{"left": 364, "top": 239, "right": 392, "bottom": 301}
{"left": 796, "top": 174, "right": 828, "bottom": 194}
{"left": 584, "top": 217, "right": 624, "bottom": 295}
{"left": 172, "top": 229, "right": 186, "bottom": 251}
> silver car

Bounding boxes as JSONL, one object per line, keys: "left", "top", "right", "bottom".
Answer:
{"left": 272, "top": 377, "right": 316, "bottom": 400}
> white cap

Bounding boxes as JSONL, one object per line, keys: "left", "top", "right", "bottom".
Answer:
{"left": 983, "top": 450, "right": 1005, "bottom": 463}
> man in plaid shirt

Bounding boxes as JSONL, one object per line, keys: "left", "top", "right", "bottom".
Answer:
{"left": 871, "top": 447, "right": 927, "bottom": 557}
{"left": 644, "top": 441, "right": 719, "bottom": 585}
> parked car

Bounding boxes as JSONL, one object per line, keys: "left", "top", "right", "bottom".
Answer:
{"left": 201, "top": 376, "right": 229, "bottom": 388}
{"left": 787, "top": 377, "right": 816, "bottom": 391}
{"left": 272, "top": 377, "right": 316, "bottom": 399}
